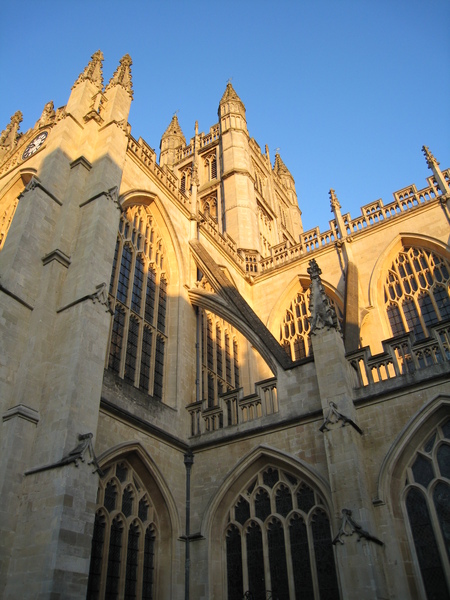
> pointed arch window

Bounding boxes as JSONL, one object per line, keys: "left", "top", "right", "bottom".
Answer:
{"left": 279, "top": 284, "right": 343, "bottom": 361}
{"left": 108, "top": 206, "right": 168, "bottom": 401}
{"left": 403, "top": 419, "right": 450, "bottom": 598}
{"left": 384, "top": 247, "right": 450, "bottom": 340}
{"left": 87, "top": 460, "right": 158, "bottom": 600}
{"left": 201, "top": 310, "right": 240, "bottom": 416}
{"left": 225, "top": 466, "right": 340, "bottom": 599}
{"left": 204, "top": 152, "right": 217, "bottom": 181}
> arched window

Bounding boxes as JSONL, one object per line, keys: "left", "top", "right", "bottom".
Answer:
{"left": 87, "top": 460, "right": 157, "bottom": 600}
{"left": 403, "top": 418, "right": 450, "bottom": 598}
{"left": 108, "top": 206, "right": 168, "bottom": 401}
{"left": 385, "top": 247, "right": 450, "bottom": 340}
{"left": 279, "top": 285, "right": 343, "bottom": 361}
{"left": 225, "top": 466, "right": 340, "bottom": 599}
{"left": 204, "top": 152, "right": 217, "bottom": 181}
{"left": 201, "top": 310, "right": 240, "bottom": 414}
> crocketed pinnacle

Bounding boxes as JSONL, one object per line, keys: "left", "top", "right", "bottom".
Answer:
{"left": 105, "top": 54, "right": 133, "bottom": 98}
{"left": 422, "top": 145, "right": 439, "bottom": 169}
{"left": 0, "top": 111, "right": 23, "bottom": 147}
{"left": 219, "top": 82, "right": 244, "bottom": 106}
{"left": 72, "top": 50, "right": 104, "bottom": 89}
{"left": 161, "top": 114, "right": 185, "bottom": 140}
{"left": 329, "top": 189, "right": 341, "bottom": 211}
{"left": 307, "top": 259, "right": 339, "bottom": 333}
{"left": 273, "top": 152, "right": 292, "bottom": 179}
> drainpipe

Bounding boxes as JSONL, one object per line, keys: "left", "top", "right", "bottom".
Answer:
{"left": 184, "top": 451, "right": 194, "bottom": 600}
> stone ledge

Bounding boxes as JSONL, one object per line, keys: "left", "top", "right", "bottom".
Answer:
{"left": 3, "top": 404, "right": 40, "bottom": 424}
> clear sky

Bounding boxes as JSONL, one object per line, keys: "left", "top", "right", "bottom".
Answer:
{"left": 1, "top": 0, "right": 449, "bottom": 233}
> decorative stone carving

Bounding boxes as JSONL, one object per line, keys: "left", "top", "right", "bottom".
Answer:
{"left": 319, "top": 401, "right": 363, "bottom": 434}
{"left": 72, "top": 50, "right": 104, "bottom": 89}
{"left": 25, "top": 433, "right": 102, "bottom": 476}
{"left": 89, "top": 282, "right": 113, "bottom": 313}
{"left": 106, "top": 185, "right": 121, "bottom": 211}
{"left": 307, "top": 258, "right": 339, "bottom": 333}
{"left": 36, "top": 101, "right": 55, "bottom": 128}
{"left": 105, "top": 54, "right": 133, "bottom": 98}
{"left": 332, "top": 508, "right": 383, "bottom": 546}
{"left": 0, "top": 111, "right": 23, "bottom": 154}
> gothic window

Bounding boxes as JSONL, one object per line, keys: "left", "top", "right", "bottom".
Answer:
{"left": 204, "top": 152, "right": 217, "bottom": 181}
{"left": 108, "top": 206, "right": 168, "bottom": 401}
{"left": 403, "top": 419, "right": 450, "bottom": 598}
{"left": 225, "top": 466, "right": 340, "bottom": 599}
{"left": 384, "top": 247, "right": 450, "bottom": 340}
{"left": 279, "top": 285, "right": 343, "bottom": 361}
{"left": 87, "top": 460, "right": 158, "bottom": 600}
{"left": 201, "top": 310, "right": 240, "bottom": 413}
{"left": 180, "top": 168, "right": 191, "bottom": 194}
{"left": 201, "top": 193, "right": 218, "bottom": 220}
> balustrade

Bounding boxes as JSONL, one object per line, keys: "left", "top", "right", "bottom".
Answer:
{"left": 347, "top": 320, "right": 450, "bottom": 388}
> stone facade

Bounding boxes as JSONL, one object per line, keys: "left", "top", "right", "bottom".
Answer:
{"left": 0, "top": 51, "right": 449, "bottom": 600}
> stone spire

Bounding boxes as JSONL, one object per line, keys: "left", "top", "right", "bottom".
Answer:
{"left": 0, "top": 111, "right": 23, "bottom": 156}
{"left": 72, "top": 50, "right": 104, "bottom": 89}
{"left": 105, "top": 54, "right": 133, "bottom": 99}
{"left": 219, "top": 82, "right": 245, "bottom": 109}
{"left": 307, "top": 258, "right": 339, "bottom": 333}
{"left": 218, "top": 81, "right": 247, "bottom": 131}
{"left": 159, "top": 114, "right": 186, "bottom": 167}
{"left": 422, "top": 145, "right": 449, "bottom": 195}
{"left": 274, "top": 151, "right": 297, "bottom": 206}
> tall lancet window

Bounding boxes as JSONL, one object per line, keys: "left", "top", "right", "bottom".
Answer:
{"left": 87, "top": 460, "right": 157, "bottom": 600}
{"left": 108, "top": 206, "right": 168, "bottom": 401}
{"left": 402, "top": 419, "right": 450, "bottom": 599}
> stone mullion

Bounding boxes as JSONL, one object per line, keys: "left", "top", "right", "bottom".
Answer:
{"left": 305, "top": 513, "right": 321, "bottom": 600}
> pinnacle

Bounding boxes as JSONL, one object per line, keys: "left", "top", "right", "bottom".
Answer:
{"left": 162, "top": 114, "right": 184, "bottom": 138}
{"left": 219, "top": 81, "right": 243, "bottom": 105}
{"left": 105, "top": 54, "right": 133, "bottom": 98}
{"left": 73, "top": 50, "right": 104, "bottom": 89}
{"left": 273, "top": 152, "right": 289, "bottom": 176}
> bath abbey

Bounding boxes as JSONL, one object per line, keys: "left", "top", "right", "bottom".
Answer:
{"left": 0, "top": 51, "right": 449, "bottom": 600}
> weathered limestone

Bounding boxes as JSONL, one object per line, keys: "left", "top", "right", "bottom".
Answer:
{"left": 0, "top": 51, "right": 449, "bottom": 600}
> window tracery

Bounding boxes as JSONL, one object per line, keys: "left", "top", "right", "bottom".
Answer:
{"left": 200, "top": 193, "right": 218, "bottom": 220}
{"left": 279, "top": 285, "right": 343, "bottom": 361}
{"left": 204, "top": 151, "right": 217, "bottom": 181}
{"left": 385, "top": 247, "right": 450, "bottom": 339}
{"left": 108, "top": 205, "right": 168, "bottom": 401}
{"left": 87, "top": 460, "right": 157, "bottom": 600}
{"left": 225, "top": 466, "right": 339, "bottom": 599}
{"left": 202, "top": 310, "right": 240, "bottom": 411}
{"left": 403, "top": 419, "right": 450, "bottom": 598}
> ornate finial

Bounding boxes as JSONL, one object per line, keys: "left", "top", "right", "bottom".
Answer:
{"left": 422, "top": 145, "right": 439, "bottom": 169}
{"left": 275, "top": 147, "right": 280, "bottom": 155}
{"left": 173, "top": 109, "right": 179, "bottom": 117}
{"left": 36, "top": 101, "right": 55, "bottom": 128}
{"left": 227, "top": 77, "right": 233, "bottom": 85}
{"left": 0, "top": 111, "right": 23, "bottom": 149}
{"left": 73, "top": 50, "right": 104, "bottom": 89}
{"left": 329, "top": 188, "right": 341, "bottom": 211}
{"left": 105, "top": 54, "right": 133, "bottom": 98}
{"left": 307, "top": 259, "right": 339, "bottom": 333}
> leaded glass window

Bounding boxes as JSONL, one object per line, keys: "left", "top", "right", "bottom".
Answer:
{"left": 279, "top": 284, "right": 343, "bottom": 361}
{"left": 385, "top": 247, "right": 450, "bottom": 340}
{"left": 108, "top": 205, "right": 168, "bottom": 401}
{"left": 87, "top": 459, "right": 158, "bottom": 600}
{"left": 403, "top": 418, "right": 450, "bottom": 598}
{"left": 200, "top": 310, "right": 240, "bottom": 410}
{"left": 225, "top": 466, "right": 339, "bottom": 599}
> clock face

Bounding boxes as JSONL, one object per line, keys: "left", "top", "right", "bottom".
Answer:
{"left": 22, "top": 131, "right": 48, "bottom": 160}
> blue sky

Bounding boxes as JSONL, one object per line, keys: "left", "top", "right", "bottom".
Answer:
{"left": 1, "top": 0, "right": 449, "bottom": 233}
